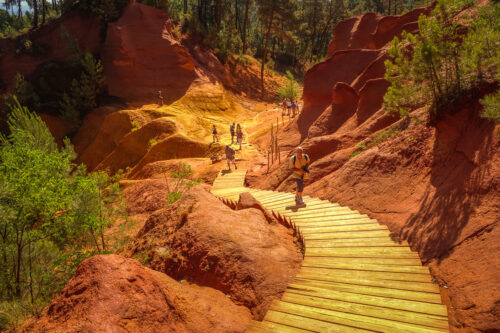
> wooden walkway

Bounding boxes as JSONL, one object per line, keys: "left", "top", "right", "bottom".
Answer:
{"left": 210, "top": 170, "right": 449, "bottom": 332}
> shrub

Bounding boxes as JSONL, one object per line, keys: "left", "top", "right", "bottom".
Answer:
{"left": 164, "top": 163, "right": 201, "bottom": 205}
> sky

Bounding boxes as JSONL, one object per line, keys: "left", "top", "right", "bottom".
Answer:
{"left": 0, "top": 0, "right": 31, "bottom": 13}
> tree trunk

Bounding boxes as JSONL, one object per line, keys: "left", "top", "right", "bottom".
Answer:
{"left": 235, "top": 0, "right": 239, "bottom": 31}
{"left": 42, "top": 0, "right": 46, "bottom": 24}
{"left": 184, "top": 0, "right": 187, "bottom": 13}
{"left": 216, "top": 0, "right": 222, "bottom": 30}
{"left": 28, "top": 240, "right": 33, "bottom": 303}
{"left": 311, "top": 0, "right": 318, "bottom": 60}
{"left": 17, "top": 0, "right": 21, "bottom": 18}
{"left": 261, "top": 4, "right": 275, "bottom": 98}
{"left": 33, "top": 0, "right": 39, "bottom": 28}
{"left": 15, "top": 241, "right": 22, "bottom": 298}
{"left": 242, "top": 0, "right": 250, "bottom": 54}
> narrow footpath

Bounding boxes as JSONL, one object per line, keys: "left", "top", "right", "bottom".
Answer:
{"left": 211, "top": 170, "right": 450, "bottom": 332}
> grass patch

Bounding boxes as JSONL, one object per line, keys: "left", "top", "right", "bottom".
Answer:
{"left": 349, "top": 128, "right": 402, "bottom": 159}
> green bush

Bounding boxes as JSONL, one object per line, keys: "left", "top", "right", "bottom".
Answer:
{"left": 164, "top": 163, "right": 201, "bottom": 205}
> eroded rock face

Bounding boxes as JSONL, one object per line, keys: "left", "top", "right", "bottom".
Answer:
{"left": 124, "top": 186, "right": 302, "bottom": 320}
{"left": 23, "top": 254, "right": 251, "bottom": 333}
{"left": 101, "top": 2, "right": 198, "bottom": 103}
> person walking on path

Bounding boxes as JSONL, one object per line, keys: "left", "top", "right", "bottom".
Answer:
{"left": 225, "top": 144, "right": 237, "bottom": 171}
{"left": 286, "top": 100, "right": 292, "bottom": 116}
{"left": 157, "top": 90, "right": 164, "bottom": 106}
{"left": 289, "top": 147, "right": 310, "bottom": 205}
{"left": 212, "top": 125, "right": 219, "bottom": 143}
{"left": 230, "top": 122, "right": 235, "bottom": 144}
{"left": 292, "top": 101, "right": 299, "bottom": 117}
{"left": 237, "top": 127, "right": 244, "bottom": 150}
{"left": 282, "top": 99, "right": 287, "bottom": 113}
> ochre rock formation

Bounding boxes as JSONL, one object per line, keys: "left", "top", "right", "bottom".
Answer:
{"left": 101, "top": 2, "right": 197, "bottom": 103}
{"left": 95, "top": 117, "right": 177, "bottom": 174}
{"left": 124, "top": 186, "right": 302, "bottom": 320}
{"left": 23, "top": 254, "right": 251, "bottom": 332}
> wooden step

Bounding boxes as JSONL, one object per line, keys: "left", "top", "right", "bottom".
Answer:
{"left": 300, "top": 224, "right": 388, "bottom": 234}
{"left": 280, "top": 292, "right": 449, "bottom": 330}
{"left": 289, "top": 280, "right": 442, "bottom": 304}
{"left": 246, "top": 320, "right": 313, "bottom": 332}
{"left": 264, "top": 310, "right": 371, "bottom": 332}
{"left": 295, "top": 270, "right": 439, "bottom": 293}
{"left": 303, "top": 230, "right": 391, "bottom": 240}
{"left": 286, "top": 284, "right": 448, "bottom": 316}
{"left": 271, "top": 300, "right": 448, "bottom": 332}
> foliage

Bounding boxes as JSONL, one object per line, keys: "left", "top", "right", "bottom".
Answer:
{"left": 131, "top": 120, "right": 141, "bottom": 132}
{"left": 164, "top": 163, "right": 201, "bottom": 205}
{"left": 383, "top": 0, "right": 500, "bottom": 121}
{"left": 480, "top": 85, "right": 500, "bottom": 124}
{"left": 277, "top": 71, "right": 301, "bottom": 101}
{"left": 349, "top": 128, "right": 401, "bottom": 158}
{"left": 4, "top": 74, "right": 40, "bottom": 112}
{"left": 0, "top": 99, "right": 126, "bottom": 328}
{"left": 148, "top": 138, "right": 158, "bottom": 147}
{"left": 63, "top": 0, "right": 129, "bottom": 24}
{"left": 59, "top": 28, "right": 105, "bottom": 128}
{"left": 14, "top": 37, "right": 51, "bottom": 57}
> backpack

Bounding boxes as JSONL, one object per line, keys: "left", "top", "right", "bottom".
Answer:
{"left": 293, "top": 154, "right": 308, "bottom": 167}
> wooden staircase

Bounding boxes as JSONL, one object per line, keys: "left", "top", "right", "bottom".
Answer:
{"left": 211, "top": 170, "right": 450, "bottom": 332}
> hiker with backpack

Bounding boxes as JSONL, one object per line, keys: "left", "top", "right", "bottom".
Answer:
{"left": 157, "top": 90, "right": 164, "bottom": 106}
{"left": 212, "top": 125, "right": 219, "bottom": 143}
{"left": 289, "top": 147, "right": 310, "bottom": 205}
{"left": 230, "top": 122, "right": 235, "bottom": 144}
{"left": 225, "top": 145, "right": 237, "bottom": 171}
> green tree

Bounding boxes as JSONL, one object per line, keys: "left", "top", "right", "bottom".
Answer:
{"left": 0, "top": 98, "right": 125, "bottom": 314}
{"left": 59, "top": 29, "right": 105, "bottom": 128}
{"left": 383, "top": 0, "right": 499, "bottom": 121}
{"left": 277, "top": 70, "right": 301, "bottom": 101}
{"left": 258, "top": 0, "right": 297, "bottom": 96}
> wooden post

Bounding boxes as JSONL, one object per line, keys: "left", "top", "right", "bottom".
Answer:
{"left": 267, "top": 150, "right": 270, "bottom": 174}
{"left": 275, "top": 135, "right": 278, "bottom": 163}
{"left": 278, "top": 146, "right": 281, "bottom": 163}
{"left": 270, "top": 124, "right": 274, "bottom": 162}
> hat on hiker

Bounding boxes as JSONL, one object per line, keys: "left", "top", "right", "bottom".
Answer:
{"left": 296, "top": 147, "right": 304, "bottom": 152}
